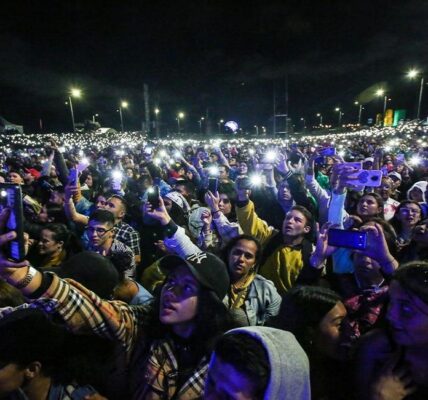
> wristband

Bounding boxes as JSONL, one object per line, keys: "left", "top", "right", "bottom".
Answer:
{"left": 14, "top": 266, "right": 38, "bottom": 289}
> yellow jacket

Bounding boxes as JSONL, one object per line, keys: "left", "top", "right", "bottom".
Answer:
{"left": 236, "top": 200, "right": 310, "bottom": 296}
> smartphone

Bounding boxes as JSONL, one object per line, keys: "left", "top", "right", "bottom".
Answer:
{"left": 147, "top": 185, "right": 160, "bottom": 208}
{"left": 237, "top": 176, "right": 251, "bottom": 190}
{"left": 208, "top": 177, "right": 218, "bottom": 193}
{"left": 345, "top": 170, "right": 383, "bottom": 187}
{"left": 319, "top": 147, "right": 336, "bottom": 157}
{"left": 0, "top": 184, "right": 25, "bottom": 262}
{"left": 342, "top": 162, "right": 362, "bottom": 170}
{"left": 327, "top": 228, "right": 367, "bottom": 250}
{"left": 68, "top": 167, "right": 78, "bottom": 185}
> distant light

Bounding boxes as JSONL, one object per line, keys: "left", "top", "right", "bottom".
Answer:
{"left": 265, "top": 150, "right": 277, "bottom": 162}
{"left": 0, "top": 190, "right": 7, "bottom": 197}
{"left": 154, "top": 158, "right": 161, "bottom": 165}
{"left": 409, "top": 155, "right": 422, "bottom": 166}
{"left": 407, "top": 69, "right": 419, "bottom": 79}
{"left": 154, "top": 108, "right": 160, "bottom": 115}
{"left": 209, "top": 166, "right": 219, "bottom": 176}
{"left": 250, "top": 174, "right": 263, "bottom": 186}
{"left": 159, "top": 150, "right": 167, "bottom": 158}
{"left": 335, "top": 107, "right": 340, "bottom": 112}
{"left": 225, "top": 121, "right": 239, "bottom": 132}
{"left": 178, "top": 112, "right": 185, "bottom": 119}
{"left": 70, "top": 88, "right": 81, "bottom": 98}
{"left": 375, "top": 89, "right": 385, "bottom": 97}
{"left": 111, "top": 170, "right": 123, "bottom": 180}
{"left": 248, "top": 148, "right": 255, "bottom": 155}
{"left": 121, "top": 101, "right": 129, "bottom": 108}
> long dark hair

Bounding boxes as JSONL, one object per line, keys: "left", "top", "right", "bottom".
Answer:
{"left": 43, "top": 223, "right": 83, "bottom": 256}
{"left": 273, "top": 286, "right": 341, "bottom": 354}
{"left": 143, "top": 284, "right": 235, "bottom": 356}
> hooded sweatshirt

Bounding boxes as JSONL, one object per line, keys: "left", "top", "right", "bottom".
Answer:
{"left": 209, "top": 326, "right": 311, "bottom": 400}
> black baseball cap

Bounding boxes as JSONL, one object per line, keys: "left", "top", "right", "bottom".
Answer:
{"left": 159, "top": 252, "right": 230, "bottom": 300}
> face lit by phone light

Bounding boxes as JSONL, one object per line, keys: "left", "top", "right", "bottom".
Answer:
{"left": 387, "top": 280, "right": 428, "bottom": 348}
{"left": 159, "top": 265, "right": 199, "bottom": 334}
{"left": 357, "top": 195, "right": 382, "bottom": 218}
{"left": 7, "top": 172, "right": 24, "bottom": 185}
{"left": 218, "top": 194, "right": 232, "bottom": 216}
{"left": 277, "top": 181, "right": 292, "bottom": 202}
{"left": 238, "top": 162, "right": 248, "bottom": 175}
{"left": 282, "top": 209, "right": 311, "bottom": 237}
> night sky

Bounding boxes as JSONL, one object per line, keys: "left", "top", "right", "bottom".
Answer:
{"left": 2, "top": 0, "right": 428, "bottom": 133}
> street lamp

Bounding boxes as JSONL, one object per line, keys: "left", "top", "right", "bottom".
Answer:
{"left": 198, "top": 117, "right": 205, "bottom": 134}
{"left": 68, "top": 88, "right": 81, "bottom": 133}
{"left": 254, "top": 125, "right": 259, "bottom": 136}
{"left": 335, "top": 108, "right": 343, "bottom": 128}
{"left": 407, "top": 69, "right": 425, "bottom": 120}
{"left": 354, "top": 102, "right": 363, "bottom": 125}
{"left": 316, "top": 113, "right": 323, "bottom": 126}
{"left": 300, "top": 117, "right": 306, "bottom": 131}
{"left": 217, "top": 119, "right": 224, "bottom": 134}
{"left": 119, "top": 101, "right": 128, "bottom": 132}
{"left": 92, "top": 113, "right": 99, "bottom": 123}
{"left": 177, "top": 112, "right": 185, "bottom": 133}
{"left": 375, "top": 89, "right": 388, "bottom": 115}
{"left": 154, "top": 108, "right": 160, "bottom": 138}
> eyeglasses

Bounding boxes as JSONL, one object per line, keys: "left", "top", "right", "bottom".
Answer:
{"left": 399, "top": 208, "right": 421, "bottom": 215}
{"left": 86, "top": 227, "right": 114, "bottom": 236}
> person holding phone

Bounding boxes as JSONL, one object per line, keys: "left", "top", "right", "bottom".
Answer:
{"left": 355, "top": 262, "right": 428, "bottom": 399}
{"left": 0, "top": 214, "right": 236, "bottom": 399}
{"left": 143, "top": 196, "right": 281, "bottom": 327}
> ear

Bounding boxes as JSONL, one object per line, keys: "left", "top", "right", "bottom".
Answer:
{"left": 57, "top": 241, "right": 64, "bottom": 249}
{"left": 24, "top": 361, "right": 42, "bottom": 379}
{"left": 303, "top": 225, "right": 311, "bottom": 234}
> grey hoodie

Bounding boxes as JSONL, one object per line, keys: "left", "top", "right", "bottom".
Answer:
{"left": 210, "top": 326, "right": 311, "bottom": 400}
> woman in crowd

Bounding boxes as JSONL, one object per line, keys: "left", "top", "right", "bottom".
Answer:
{"left": 274, "top": 285, "right": 352, "bottom": 400}
{"left": 391, "top": 200, "right": 423, "bottom": 259}
{"left": 29, "top": 223, "right": 82, "bottom": 270}
{"left": 355, "top": 262, "right": 428, "bottom": 399}
{"left": 0, "top": 206, "right": 235, "bottom": 399}
{"left": 145, "top": 197, "right": 281, "bottom": 326}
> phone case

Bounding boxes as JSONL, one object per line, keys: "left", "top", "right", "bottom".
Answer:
{"left": 328, "top": 229, "right": 367, "bottom": 250}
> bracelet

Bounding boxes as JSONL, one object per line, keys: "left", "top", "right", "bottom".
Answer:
{"left": 15, "top": 266, "right": 38, "bottom": 289}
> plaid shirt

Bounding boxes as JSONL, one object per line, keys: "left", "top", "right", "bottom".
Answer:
{"left": 116, "top": 221, "right": 141, "bottom": 257}
{"left": 87, "top": 239, "right": 136, "bottom": 279}
{"left": 28, "top": 274, "right": 208, "bottom": 400}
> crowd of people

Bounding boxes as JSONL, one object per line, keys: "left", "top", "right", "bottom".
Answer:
{"left": 0, "top": 120, "right": 428, "bottom": 399}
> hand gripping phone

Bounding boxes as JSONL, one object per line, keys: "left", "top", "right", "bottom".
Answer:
{"left": 208, "top": 177, "right": 218, "bottom": 194}
{"left": 147, "top": 185, "right": 160, "bottom": 209}
{"left": 0, "top": 183, "right": 26, "bottom": 261}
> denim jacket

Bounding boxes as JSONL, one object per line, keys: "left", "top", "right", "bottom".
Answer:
{"left": 224, "top": 275, "right": 282, "bottom": 326}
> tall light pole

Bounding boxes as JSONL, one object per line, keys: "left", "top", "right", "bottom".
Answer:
{"left": 335, "top": 107, "right": 343, "bottom": 128}
{"left": 407, "top": 69, "right": 425, "bottom": 120}
{"left": 198, "top": 117, "right": 205, "bottom": 134}
{"left": 254, "top": 125, "right": 259, "bottom": 136}
{"left": 154, "top": 108, "right": 160, "bottom": 138}
{"left": 354, "top": 101, "right": 363, "bottom": 125}
{"left": 68, "top": 88, "right": 81, "bottom": 133}
{"left": 316, "top": 113, "right": 323, "bottom": 126}
{"left": 300, "top": 117, "right": 306, "bottom": 131}
{"left": 119, "top": 101, "right": 128, "bottom": 132}
{"left": 92, "top": 113, "right": 99, "bottom": 123}
{"left": 177, "top": 112, "right": 185, "bottom": 133}
{"left": 217, "top": 119, "right": 224, "bottom": 134}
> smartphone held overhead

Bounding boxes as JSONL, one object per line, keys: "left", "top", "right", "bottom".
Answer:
{"left": 327, "top": 228, "right": 367, "bottom": 250}
{"left": 0, "top": 183, "right": 26, "bottom": 262}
